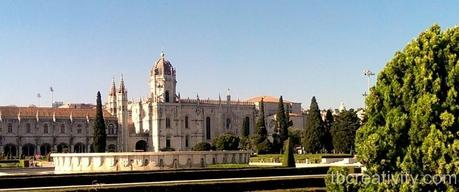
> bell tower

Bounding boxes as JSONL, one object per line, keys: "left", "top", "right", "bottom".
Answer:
{"left": 149, "top": 52, "right": 177, "bottom": 103}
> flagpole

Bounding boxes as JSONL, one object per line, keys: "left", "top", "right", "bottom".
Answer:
{"left": 50, "top": 86, "right": 54, "bottom": 107}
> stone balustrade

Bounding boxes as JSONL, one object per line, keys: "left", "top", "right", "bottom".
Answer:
{"left": 51, "top": 150, "right": 251, "bottom": 173}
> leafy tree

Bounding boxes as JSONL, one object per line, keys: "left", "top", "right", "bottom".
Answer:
{"left": 323, "top": 109, "right": 334, "bottom": 152}
{"left": 331, "top": 109, "right": 359, "bottom": 153}
{"left": 212, "top": 133, "right": 240, "bottom": 150}
{"left": 254, "top": 98, "right": 272, "bottom": 154}
{"left": 93, "top": 91, "right": 107, "bottom": 152}
{"left": 288, "top": 127, "right": 303, "bottom": 147}
{"left": 282, "top": 137, "right": 296, "bottom": 167}
{"left": 192, "top": 142, "right": 212, "bottom": 151}
{"left": 238, "top": 136, "right": 252, "bottom": 150}
{"left": 356, "top": 25, "right": 459, "bottom": 191}
{"left": 302, "top": 96, "right": 324, "bottom": 153}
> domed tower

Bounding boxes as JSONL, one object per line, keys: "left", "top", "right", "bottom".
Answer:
{"left": 149, "top": 52, "right": 177, "bottom": 103}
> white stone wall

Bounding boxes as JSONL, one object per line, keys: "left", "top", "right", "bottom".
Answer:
{"left": 51, "top": 151, "right": 251, "bottom": 173}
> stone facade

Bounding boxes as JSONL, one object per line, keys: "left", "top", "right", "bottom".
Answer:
{"left": 0, "top": 52, "right": 305, "bottom": 157}
{"left": 112, "top": 53, "right": 305, "bottom": 152}
{"left": 0, "top": 107, "right": 119, "bottom": 158}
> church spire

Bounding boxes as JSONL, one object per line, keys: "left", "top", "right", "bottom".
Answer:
{"left": 110, "top": 77, "right": 117, "bottom": 96}
{"left": 119, "top": 74, "right": 126, "bottom": 93}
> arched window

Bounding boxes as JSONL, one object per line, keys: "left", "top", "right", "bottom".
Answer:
{"left": 165, "top": 91, "right": 170, "bottom": 103}
{"left": 166, "top": 136, "right": 171, "bottom": 148}
{"left": 185, "top": 116, "right": 189, "bottom": 128}
{"left": 206, "top": 117, "right": 211, "bottom": 140}
{"left": 26, "top": 123, "right": 31, "bottom": 133}
{"left": 243, "top": 117, "right": 250, "bottom": 137}
{"left": 43, "top": 124, "right": 49, "bottom": 134}
{"left": 166, "top": 118, "right": 171, "bottom": 128}
{"left": 226, "top": 118, "right": 231, "bottom": 129}
{"left": 185, "top": 135, "right": 190, "bottom": 147}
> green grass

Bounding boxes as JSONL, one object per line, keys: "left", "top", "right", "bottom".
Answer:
{"left": 249, "top": 154, "right": 352, "bottom": 164}
{"left": 207, "top": 164, "right": 274, "bottom": 169}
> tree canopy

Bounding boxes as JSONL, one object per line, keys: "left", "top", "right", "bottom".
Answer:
{"left": 331, "top": 109, "right": 359, "bottom": 153}
{"left": 303, "top": 96, "right": 324, "bottom": 153}
{"left": 355, "top": 25, "right": 459, "bottom": 191}
{"left": 253, "top": 98, "right": 271, "bottom": 154}
{"left": 93, "top": 91, "right": 107, "bottom": 153}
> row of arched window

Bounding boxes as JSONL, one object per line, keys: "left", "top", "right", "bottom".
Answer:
{"left": 0, "top": 122, "right": 116, "bottom": 135}
{"left": 162, "top": 116, "right": 250, "bottom": 140}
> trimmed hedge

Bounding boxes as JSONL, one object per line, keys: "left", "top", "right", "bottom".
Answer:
{"left": 0, "top": 167, "right": 330, "bottom": 189}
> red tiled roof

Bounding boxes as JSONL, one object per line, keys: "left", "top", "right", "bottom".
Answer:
{"left": 0, "top": 106, "right": 116, "bottom": 119}
{"left": 245, "top": 96, "right": 293, "bottom": 103}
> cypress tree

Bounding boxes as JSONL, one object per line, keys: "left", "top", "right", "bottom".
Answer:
{"left": 253, "top": 98, "right": 271, "bottom": 154}
{"left": 323, "top": 109, "right": 334, "bottom": 152}
{"left": 302, "top": 96, "right": 324, "bottom": 153}
{"left": 277, "top": 96, "right": 288, "bottom": 142}
{"left": 282, "top": 137, "right": 296, "bottom": 167}
{"left": 93, "top": 91, "right": 107, "bottom": 152}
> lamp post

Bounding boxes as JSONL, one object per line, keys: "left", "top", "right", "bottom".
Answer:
{"left": 363, "top": 69, "right": 375, "bottom": 108}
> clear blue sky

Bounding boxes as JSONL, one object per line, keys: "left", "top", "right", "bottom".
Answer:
{"left": 1, "top": 1, "right": 458, "bottom": 109}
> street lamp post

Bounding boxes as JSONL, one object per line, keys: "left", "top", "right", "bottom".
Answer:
{"left": 363, "top": 69, "right": 375, "bottom": 108}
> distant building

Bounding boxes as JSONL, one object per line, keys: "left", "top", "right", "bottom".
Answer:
{"left": 0, "top": 106, "right": 118, "bottom": 157}
{"left": 0, "top": 52, "right": 305, "bottom": 157}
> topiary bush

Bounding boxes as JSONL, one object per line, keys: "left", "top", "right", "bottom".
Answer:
{"left": 192, "top": 142, "right": 212, "bottom": 151}
{"left": 212, "top": 133, "right": 240, "bottom": 150}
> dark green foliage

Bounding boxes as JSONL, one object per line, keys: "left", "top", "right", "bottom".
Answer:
{"left": 192, "top": 142, "right": 212, "bottom": 151}
{"left": 93, "top": 91, "right": 106, "bottom": 153}
{"left": 325, "top": 167, "right": 359, "bottom": 192}
{"left": 272, "top": 96, "right": 294, "bottom": 154}
{"left": 271, "top": 132, "right": 282, "bottom": 153}
{"left": 356, "top": 25, "right": 459, "bottom": 191}
{"left": 323, "top": 109, "right": 334, "bottom": 152}
{"left": 288, "top": 128, "right": 303, "bottom": 147}
{"left": 302, "top": 96, "right": 324, "bottom": 153}
{"left": 282, "top": 138, "right": 296, "bottom": 167}
{"left": 331, "top": 109, "right": 359, "bottom": 153}
{"left": 251, "top": 135, "right": 272, "bottom": 154}
{"left": 159, "top": 147, "right": 175, "bottom": 151}
{"left": 212, "top": 133, "right": 240, "bottom": 150}
{"left": 238, "top": 136, "right": 252, "bottom": 150}
{"left": 277, "top": 96, "right": 289, "bottom": 142}
{"left": 254, "top": 98, "right": 271, "bottom": 154}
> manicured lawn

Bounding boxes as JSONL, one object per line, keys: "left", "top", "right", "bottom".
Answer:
{"left": 207, "top": 164, "right": 276, "bottom": 169}
{"left": 249, "top": 154, "right": 352, "bottom": 163}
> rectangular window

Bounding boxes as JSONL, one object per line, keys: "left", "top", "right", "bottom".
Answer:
{"left": 185, "top": 116, "right": 189, "bottom": 128}
{"left": 7, "top": 123, "right": 12, "bottom": 133}
{"left": 44, "top": 125, "right": 49, "bottom": 134}
{"left": 166, "top": 136, "right": 171, "bottom": 148}
{"left": 185, "top": 135, "right": 189, "bottom": 147}
{"left": 166, "top": 118, "right": 171, "bottom": 128}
